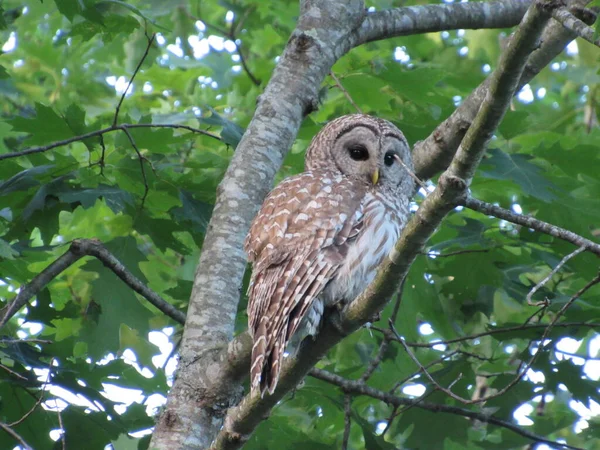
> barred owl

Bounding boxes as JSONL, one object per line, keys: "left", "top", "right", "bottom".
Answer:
{"left": 245, "top": 114, "right": 414, "bottom": 396}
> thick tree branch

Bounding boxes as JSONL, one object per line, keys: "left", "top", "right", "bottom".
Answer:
{"left": 210, "top": 3, "right": 553, "bottom": 447}
{"left": 354, "top": 0, "right": 531, "bottom": 45}
{"left": 151, "top": 1, "right": 370, "bottom": 447}
{"left": 553, "top": 7, "right": 600, "bottom": 48}
{"left": 309, "top": 368, "right": 584, "bottom": 450}
{"left": 0, "top": 239, "right": 185, "bottom": 330}
{"left": 464, "top": 197, "right": 600, "bottom": 256}
{"left": 413, "top": 0, "right": 595, "bottom": 180}
{"left": 446, "top": 2, "right": 550, "bottom": 183}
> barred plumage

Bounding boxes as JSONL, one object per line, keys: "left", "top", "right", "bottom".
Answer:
{"left": 245, "top": 114, "right": 414, "bottom": 396}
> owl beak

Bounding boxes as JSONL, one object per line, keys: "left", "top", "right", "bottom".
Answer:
{"left": 371, "top": 169, "right": 380, "bottom": 185}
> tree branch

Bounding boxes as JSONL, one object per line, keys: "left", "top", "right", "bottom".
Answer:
{"left": 552, "top": 6, "right": 600, "bottom": 48}
{"left": 0, "top": 239, "right": 185, "bottom": 330}
{"left": 412, "top": 0, "right": 595, "bottom": 180}
{"left": 210, "top": 3, "right": 553, "bottom": 447}
{"left": 113, "top": 33, "right": 156, "bottom": 127}
{"left": 526, "top": 246, "right": 586, "bottom": 306}
{"left": 375, "top": 321, "right": 600, "bottom": 348}
{"left": 446, "top": 1, "right": 552, "bottom": 183}
{"left": 0, "top": 422, "right": 32, "bottom": 450}
{"left": 0, "top": 123, "right": 222, "bottom": 162}
{"left": 464, "top": 197, "right": 600, "bottom": 257}
{"left": 309, "top": 368, "right": 584, "bottom": 450}
{"left": 152, "top": 0, "right": 573, "bottom": 448}
{"left": 354, "top": 0, "right": 531, "bottom": 45}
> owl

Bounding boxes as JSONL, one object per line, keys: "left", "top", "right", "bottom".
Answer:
{"left": 244, "top": 114, "right": 414, "bottom": 396}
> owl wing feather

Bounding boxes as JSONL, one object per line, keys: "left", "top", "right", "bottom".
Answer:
{"left": 244, "top": 170, "right": 365, "bottom": 396}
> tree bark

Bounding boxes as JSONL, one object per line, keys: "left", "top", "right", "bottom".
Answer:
{"left": 149, "top": 1, "right": 560, "bottom": 448}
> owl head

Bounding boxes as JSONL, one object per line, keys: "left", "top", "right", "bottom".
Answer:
{"left": 305, "top": 114, "right": 414, "bottom": 193}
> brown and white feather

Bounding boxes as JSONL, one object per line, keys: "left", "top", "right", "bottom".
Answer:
{"left": 245, "top": 114, "right": 414, "bottom": 396}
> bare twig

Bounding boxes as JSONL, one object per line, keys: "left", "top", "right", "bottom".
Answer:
{"left": 0, "top": 363, "right": 29, "bottom": 381}
{"left": 374, "top": 321, "right": 600, "bottom": 348}
{"left": 390, "top": 350, "right": 459, "bottom": 394}
{"left": 0, "top": 123, "right": 222, "bottom": 162}
{"left": 464, "top": 197, "right": 600, "bottom": 257}
{"left": 394, "top": 154, "right": 428, "bottom": 191}
{"left": 121, "top": 126, "right": 150, "bottom": 207}
{"left": 426, "top": 246, "right": 501, "bottom": 258}
{"left": 0, "top": 239, "right": 186, "bottom": 330}
{"left": 526, "top": 246, "right": 586, "bottom": 306}
{"left": 309, "top": 368, "right": 583, "bottom": 450}
{"left": 342, "top": 395, "right": 352, "bottom": 450}
{"left": 113, "top": 34, "right": 156, "bottom": 127}
{"left": 0, "top": 422, "right": 32, "bottom": 450}
{"left": 8, "top": 359, "right": 53, "bottom": 427}
{"left": 329, "top": 71, "right": 362, "bottom": 113}
{"left": 552, "top": 7, "right": 600, "bottom": 48}
{"left": 391, "top": 273, "right": 600, "bottom": 406}
{"left": 57, "top": 407, "right": 66, "bottom": 450}
{"left": 360, "top": 339, "right": 389, "bottom": 382}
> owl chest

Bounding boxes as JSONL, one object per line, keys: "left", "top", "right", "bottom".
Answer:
{"left": 324, "top": 195, "right": 402, "bottom": 304}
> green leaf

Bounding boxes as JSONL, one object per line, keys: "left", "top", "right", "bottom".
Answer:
{"left": 79, "top": 237, "right": 155, "bottom": 359}
{"left": 9, "top": 103, "right": 75, "bottom": 145}
{"left": 119, "top": 323, "right": 159, "bottom": 368}
{"left": 479, "top": 148, "right": 557, "bottom": 202}
{"left": 199, "top": 110, "right": 245, "bottom": 147}
{"left": 498, "top": 110, "right": 530, "bottom": 140}
{"left": 0, "top": 164, "right": 55, "bottom": 196}
{"left": 58, "top": 184, "right": 135, "bottom": 213}
{"left": 0, "top": 238, "right": 18, "bottom": 259}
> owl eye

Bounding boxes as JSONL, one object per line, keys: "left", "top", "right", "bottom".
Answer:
{"left": 384, "top": 152, "right": 396, "bottom": 167}
{"left": 348, "top": 144, "right": 369, "bottom": 161}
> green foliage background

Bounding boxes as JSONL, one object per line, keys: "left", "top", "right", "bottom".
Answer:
{"left": 1, "top": 0, "right": 599, "bottom": 448}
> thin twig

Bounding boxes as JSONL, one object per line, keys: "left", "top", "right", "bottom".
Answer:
{"left": 390, "top": 350, "right": 459, "bottom": 394}
{"left": 329, "top": 71, "right": 363, "bottom": 114}
{"left": 552, "top": 7, "right": 600, "bottom": 49}
{"left": 391, "top": 274, "right": 600, "bottom": 405}
{"left": 526, "top": 246, "right": 586, "bottom": 306}
{"left": 8, "top": 359, "right": 53, "bottom": 427}
{"left": 394, "top": 154, "right": 428, "bottom": 191}
{"left": 342, "top": 395, "right": 352, "bottom": 450}
{"left": 0, "top": 422, "right": 33, "bottom": 450}
{"left": 0, "top": 123, "right": 222, "bottom": 162}
{"left": 425, "top": 246, "right": 503, "bottom": 258}
{"left": 373, "top": 321, "right": 600, "bottom": 348}
{"left": 113, "top": 34, "right": 156, "bottom": 127}
{"left": 309, "top": 368, "right": 582, "bottom": 450}
{"left": 0, "top": 363, "right": 29, "bottom": 381}
{"left": 464, "top": 197, "right": 600, "bottom": 257}
{"left": 121, "top": 126, "right": 150, "bottom": 207}
{"left": 360, "top": 339, "right": 389, "bottom": 381}
{"left": 0, "top": 239, "right": 186, "bottom": 330}
{"left": 57, "top": 407, "right": 66, "bottom": 450}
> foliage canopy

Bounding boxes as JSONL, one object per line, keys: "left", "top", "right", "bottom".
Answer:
{"left": 1, "top": 0, "right": 599, "bottom": 449}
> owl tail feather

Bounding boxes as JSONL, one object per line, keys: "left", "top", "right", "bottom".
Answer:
{"left": 251, "top": 323, "right": 286, "bottom": 398}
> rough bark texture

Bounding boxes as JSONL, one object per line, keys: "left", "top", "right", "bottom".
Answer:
{"left": 150, "top": 1, "right": 367, "bottom": 448}
{"left": 354, "top": 0, "right": 531, "bottom": 45}
{"left": 210, "top": 2, "right": 554, "bottom": 447}
{"left": 149, "top": 1, "right": 568, "bottom": 448}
